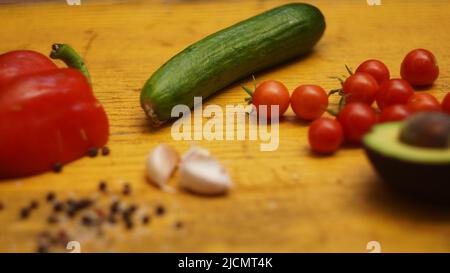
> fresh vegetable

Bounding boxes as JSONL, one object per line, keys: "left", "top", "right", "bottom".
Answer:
{"left": 0, "top": 44, "right": 109, "bottom": 178}
{"left": 401, "top": 49, "right": 439, "bottom": 87}
{"left": 341, "top": 72, "right": 379, "bottom": 105}
{"left": 376, "top": 79, "right": 414, "bottom": 110}
{"left": 407, "top": 93, "right": 442, "bottom": 113}
{"left": 337, "top": 103, "right": 377, "bottom": 144}
{"left": 291, "top": 84, "right": 328, "bottom": 121}
{"left": 308, "top": 118, "right": 343, "bottom": 154}
{"left": 443, "top": 92, "right": 450, "bottom": 114}
{"left": 379, "top": 104, "right": 412, "bottom": 123}
{"left": 140, "top": 3, "right": 326, "bottom": 126}
{"left": 356, "top": 59, "right": 390, "bottom": 84}
{"left": 243, "top": 80, "right": 290, "bottom": 118}
{"left": 364, "top": 113, "right": 450, "bottom": 203}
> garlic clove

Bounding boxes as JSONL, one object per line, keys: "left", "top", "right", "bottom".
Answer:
{"left": 179, "top": 150, "right": 233, "bottom": 195}
{"left": 181, "top": 146, "right": 211, "bottom": 161}
{"left": 146, "top": 144, "right": 179, "bottom": 190}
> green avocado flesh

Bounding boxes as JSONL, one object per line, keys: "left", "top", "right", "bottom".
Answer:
{"left": 363, "top": 122, "right": 450, "bottom": 164}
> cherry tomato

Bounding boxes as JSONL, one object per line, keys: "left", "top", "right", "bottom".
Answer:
{"left": 337, "top": 103, "right": 377, "bottom": 144}
{"left": 401, "top": 49, "right": 439, "bottom": 87}
{"left": 290, "top": 85, "right": 328, "bottom": 121}
{"left": 379, "top": 104, "right": 412, "bottom": 123}
{"left": 376, "top": 79, "right": 414, "bottom": 110}
{"left": 342, "top": 72, "right": 379, "bottom": 105}
{"left": 355, "top": 59, "right": 390, "bottom": 84}
{"left": 442, "top": 92, "right": 450, "bottom": 115}
{"left": 308, "top": 118, "right": 343, "bottom": 154}
{"left": 407, "top": 93, "right": 442, "bottom": 113}
{"left": 252, "top": 80, "right": 290, "bottom": 118}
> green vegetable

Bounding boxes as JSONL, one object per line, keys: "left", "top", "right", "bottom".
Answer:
{"left": 141, "top": 3, "right": 326, "bottom": 126}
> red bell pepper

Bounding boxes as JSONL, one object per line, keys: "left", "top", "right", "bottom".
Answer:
{"left": 0, "top": 44, "right": 109, "bottom": 178}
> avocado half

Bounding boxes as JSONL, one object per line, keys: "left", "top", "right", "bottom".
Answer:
{"left": 363, "top": 122, "right": 450, "bottom": 203}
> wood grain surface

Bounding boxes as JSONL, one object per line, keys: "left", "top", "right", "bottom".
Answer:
{"left": 0, "top": 0, "right": 450, "bottom": 253}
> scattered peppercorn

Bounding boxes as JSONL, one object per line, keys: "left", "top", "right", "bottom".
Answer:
{"left": 46, "top": 192, "right": 56, "bottom": 203}
{"left": 47, "top": 215, "right": 59, "bottom": 224}
{"left": 127, "top": 204, "right": 137, "bottom": 215}
{"left": 29, "top": 200, "right": 39, "bottom": 210}
{"left": 52, "top": 162, "right": 63, "bottom": 173}
{"left": 53, "top": 202, "right": 65, "bottom": 213}
{"left": 87, "top": 147, "right": 98, "bottom": 157}
{"left": 81, "top": 215, "right": 95, "bottom": 227}
{"left": 155, "top": 205, "right": 166, "bottom": 216}
{"left": 142, "top": 215, "right": 150, "bottom": 225}
{"left": 20, "top": 208, "right": 30, "bottom": 219}
{"left": 125, "top": 219, "right": 134, "bottom": 230}
{"left": 110, "top": 200, "right": 120, "bottom": 214}
{"left": 98, "top": 181, "right": 107, "bottom": 193}
{"left": 75, "top": 198, "right": 94, "bottom": 210}
{"left": 175, "top": 221, "right": 184, "bottom": 229}
{"left": 37, "top": 244, "right": 49, "bottom": 253}
{"left": 122, "top": 183, "right": 131, "bottom": 196}
{"left": 101, "top": 146, "right": 110, "bottom": 156}
{"left": 66, "top": 206, "right": 77, "bottom": 218}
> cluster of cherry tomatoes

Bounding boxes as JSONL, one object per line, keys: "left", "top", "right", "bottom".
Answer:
{"left": 244, "top": 48, "right": 450, "bottom": 154}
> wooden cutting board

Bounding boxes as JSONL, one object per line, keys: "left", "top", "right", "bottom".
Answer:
{"left": 0, "top": 0, "right": 449, "bottom": 252}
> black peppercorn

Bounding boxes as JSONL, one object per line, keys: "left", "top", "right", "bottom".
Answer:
{"left": 46, "top": 192, "right": 56, "bottom": 202}
{"left": 52, "top": 162, "right": 63, "bottom": 173}
{"left": 87, "top": 147, "right": 98, "bottom": 157}
{"left": 98, "top": 180, "right": 107, "bottom": 192}
{"left": 53, "top": 202, "right": 65, "bottom": 212}
{"left": 142, "top": 215, "right": 150, "bottom": 225}
{"left": 122, "top": 183, "right": 131, "bottom": 195}
{"left": 155, "top": 205, "right": 165, "bottom": 216}
{"left": 101, "top": 147, "right": 110, "bottom": 156}
{"left": 20, "top": 208, "right": 30, "bottom": 219}
{"left": 29, "top": 200, "right": 39, "bottom": 210}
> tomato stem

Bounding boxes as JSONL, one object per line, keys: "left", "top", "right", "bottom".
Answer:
{"left": 345, "top": 64, "right": 353, "bottom": 75}
{"left": 326, "top": 107, "right": 338, "bottom": 117}
{"left": 251, "top": 74, "right": 257, "bottom": 90}
{"left": 241, "top": 84, "right": 254, "bottom": 96}
{"left": 328, "top": 88, "right": 342, "bottom": 97}
{"left": 50, "top": 44, "right": 92, "bottom": 84}
{"left": 338, "top": 95, "right": 347, "bottom": 111}
{"left": 329, "top": 76, "right": 344, "bottom": 85}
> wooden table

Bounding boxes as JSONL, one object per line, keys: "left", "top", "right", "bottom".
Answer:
{"left": 0, "top": 0, "right": 449, "bottom": 253}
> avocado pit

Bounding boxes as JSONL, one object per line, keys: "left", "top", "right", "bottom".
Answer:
{"left": 399, "top": 112, "right": 450, "bottom": 149}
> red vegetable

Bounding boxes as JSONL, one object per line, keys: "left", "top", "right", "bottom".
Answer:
{"left": 291, "top": 84, "right": 328, "bottom": 121}
{"left": 442, "top": 92, "right": 450, "bottom": 115}
{"left": 337, "top": 103, "right": 377, "bottom": 144}
{"left": 308, "top": 118, "right": 343, "bottom": 154}
{"left": 243, "top": 80, "right": 290, "bottom": 119}
{"left": 356, "top": 59, "right": 390, "bottom": 84}
{"left": 0, "top": 44, "right": 109, "bottom": 178}
{"left": 407, "top": 93, "right": 442, "bottom": 113}
{"left": 376, "top": 79, "right": 414, "bottom": 110}
{"left": 342, "top": 72, "right": 379, "bottom": 105}
{"left": 401, "top": 49, "right": 439, "bottom": 87}
{"left": 379, "top": 104, "right": 412, "bottom": 123}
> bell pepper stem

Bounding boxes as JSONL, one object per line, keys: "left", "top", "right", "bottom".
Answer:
{"left": 50, "top": 44, "right": 91, "bottom": 84}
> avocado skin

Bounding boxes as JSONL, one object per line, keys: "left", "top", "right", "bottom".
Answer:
{"left": 364, "top": 145, "right": 450, "bottom": 204}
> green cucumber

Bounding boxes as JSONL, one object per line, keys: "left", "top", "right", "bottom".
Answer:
{"left": 141, "top": 3, "right": 325, "bottom": 126}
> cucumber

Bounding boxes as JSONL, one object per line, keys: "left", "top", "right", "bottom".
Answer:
{"left": 141, "top": 3, "right": 325, "bottom": 126}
